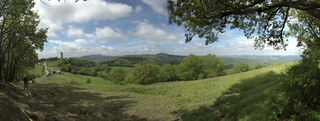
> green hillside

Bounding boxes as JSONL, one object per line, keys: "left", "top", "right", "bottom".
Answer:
{"left": 76, "top": 54, "right": 120, "bottom": 63}
{"left": 75, "top": 53, "right": 298, "bottom": 69}
{"left": 1, "top": 62, "right": 302, "bottom": 120}
{"left": 78, "top": 53, "right": 186, "bottom": 63}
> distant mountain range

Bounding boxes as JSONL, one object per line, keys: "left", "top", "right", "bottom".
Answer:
{"left": 75, "top": 53, "right": 186, "bottom": 63}
{"left": 74, "top": 53, "right": 301, "bottom": 66}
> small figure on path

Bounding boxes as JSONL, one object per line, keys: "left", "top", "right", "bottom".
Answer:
{"left": 23, "top": 76, "right": 28, "bottom": 90}
{"left": 32, "top": 79, "right": 34, "bottom": 84}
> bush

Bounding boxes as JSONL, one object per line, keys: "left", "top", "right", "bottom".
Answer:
{"left": 131, "top": 63, "right": 159, "bottom": 84}
{"left": 254, "top": 63, "right": 264, "bottom": 69}
{"left": 269, "top": 49, "right": 320, "bottom": 120}
{"left": 274, "top": 62, "right": 282, "bottom": 66}
{"left": 64, "top": 80, "right": 82, "bottom": 85}
{"left": 109, "top": 68, "right": 127, "bottom": 85}
{"left": 198, "top": 73, "right": 205, "bottom": 80}
{"left": 84, "top": 77, "right": 91, "bottom": 84}
{"left": 71, "top": 70, "right": 77, "bottom": 74}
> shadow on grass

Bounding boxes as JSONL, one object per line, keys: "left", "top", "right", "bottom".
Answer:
{"left": 173, "top": 71, "right": 283, "bottom": 121}
{"left": 3, "top": 83, "right": 147, "bottom": 121}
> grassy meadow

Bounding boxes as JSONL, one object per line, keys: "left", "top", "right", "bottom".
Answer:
{"left": 9, "top": 61, "right": 296, "bottom": 120}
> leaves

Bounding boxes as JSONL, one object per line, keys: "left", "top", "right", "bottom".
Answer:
{"left": 168, "top": 0, "right": 320, "bottom": 50}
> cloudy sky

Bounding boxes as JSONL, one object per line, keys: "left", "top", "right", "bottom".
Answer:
{"left": 34, "top": 0, "right": 302, "bottom": 59}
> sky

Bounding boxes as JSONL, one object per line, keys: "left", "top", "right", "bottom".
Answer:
{"left": 34, "top": 0, "right": 303, "bottom": 59}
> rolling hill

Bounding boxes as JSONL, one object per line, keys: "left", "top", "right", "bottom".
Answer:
{"left": 75, "top": 53, "right": 299, "bottom": 67}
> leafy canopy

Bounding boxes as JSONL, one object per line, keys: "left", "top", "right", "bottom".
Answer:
{"left": 168, "top": 0, "right": 320, "bottom": 50}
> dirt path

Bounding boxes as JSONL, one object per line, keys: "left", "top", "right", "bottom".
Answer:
{"left": 44, "top": 61, "right": 49, "bottom": 75}
{"left": 43, "top": 62, "right": 73, "bottom": 81}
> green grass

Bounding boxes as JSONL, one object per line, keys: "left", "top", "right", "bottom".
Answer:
{"left": 28, "top": 64, "right": 45, "bottom": 76}
{"left": 23, "top": 62, "right": 295, "bottom": 120}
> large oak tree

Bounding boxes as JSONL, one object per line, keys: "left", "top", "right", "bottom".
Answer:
{"left": 167, "top": 0, "right": 320, "bottom": 50}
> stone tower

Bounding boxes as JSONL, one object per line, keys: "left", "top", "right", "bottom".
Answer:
{"left": 61, "top": 52, "right": 63, "bottom": 59}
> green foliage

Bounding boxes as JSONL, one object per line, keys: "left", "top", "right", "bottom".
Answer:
{"left": 0, "top": 0, "right": 48, "bottom": 82}
{"left": 232, "top": 61, "right": 249, "bottom": 74}
{"left": 84, "top": 77, "right": 91, "bottom": 84}
{"left": 274, "top": 62, "right": 282, "bottom": 66}
{"left": 131, "top": 63, "right": 159, "bottom": 84}
{"left": 59, "top": 58, "right": 96, "bottom": 68}
{"left": 177, "top": 54, "right": 204, "bottom": 81}
{"left": 158, "top": 63, "right": 174, "bottom": 82}
{"left": 109, "top": 68, "right": 127, "bottom": 85}
{"left": 63, "top": 80, "right": 83, "bottom": 85}
{"left": 167, "top": 0, "right": 312, "bottom": 50}
{"left": 268, "top": 49, "right": 320, "bottom": 120}
{"left": 254, "top": 63, "right": 264, "bottom": 69}
{"left": 203, "top": 54, "right": 224, "bottom": 78}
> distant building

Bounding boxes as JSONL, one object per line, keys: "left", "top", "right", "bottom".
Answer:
{"left": 61, "top": 52, "right": 63, "bottom": 59}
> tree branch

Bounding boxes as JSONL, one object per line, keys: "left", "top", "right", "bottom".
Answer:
{"left": 220, "top": 1, "right": 320, "bottom": 19}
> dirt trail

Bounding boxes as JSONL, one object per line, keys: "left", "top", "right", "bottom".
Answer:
{"left": 43, "top": 61, "right": 73, "bottom": 81}
{"left": 44, "top": 61, "right": 49, "bottom": 75}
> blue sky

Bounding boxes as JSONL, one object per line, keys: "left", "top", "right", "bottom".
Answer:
{"left": 34, "top": 0, "right": 302, "bottom": 59}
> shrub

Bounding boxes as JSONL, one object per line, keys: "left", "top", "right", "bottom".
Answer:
{"left": 71, "top": 70, "right": 77, "bottom": 74}
{"left": 84, "top": 77, "right": 91, "bottom": 84}
{"left": 198, "top": 73, "right": 205, "bottom": 80}
{"left": 64, "top": 80, "right": 82, "bottom": 85}
{"left": 254, "top": 63, "right": 264, "bottom": 69}
{"left": 269, "top": 49, "right": 320, "bottom": 120}
{"left": 131, "top": 63, "right": 159, "bottom": 84}
{"left": 109, "top": 68, "right": 127, "bottom": 85}
{"left": 274, "top": 62, "right": 282, "bottom": 66}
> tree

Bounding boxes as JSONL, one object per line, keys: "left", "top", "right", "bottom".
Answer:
{"left": 158, "top": 63, "right": 174, "bottom": 82}
{"left": 109, "top": 68, "right": 127, "bottom": 85}
{"left": 131, "top": 63, "right": 159, "bottom": 84}
{"left": 203, "top": 54, "right": 224, "bottom": 78}
{"left": 84, "top": 77, "right": 91, "bottom": 84}
{"left": 232, "top": 61, "right": 249, "bottom": 74}
{"left": 274, "top": 62, "right": 282, "bottom": 66}
{"left": 167, "top": 0, "right": 320, "bottom": 50}
{"left": 254, "top": 63, "right": 264, "bottom": 69}
{"left": 178, "top": 54, "right": 204, "bottom": 80}
{"left": 0, "top": 0, "right": 47, "bottom": 82}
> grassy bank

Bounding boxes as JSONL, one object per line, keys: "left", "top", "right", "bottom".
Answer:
{"left": 6, "top": 63, "right": 294, "bottom": 120}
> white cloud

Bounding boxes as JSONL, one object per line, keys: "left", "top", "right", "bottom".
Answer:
{"left": 134, "top": 20, "right": 180, "bottom": 45}
{"left": 34, "top": 0, "right": 133, "bottom": 24}
{"left": 95, "top": 27, "right": 125, "bottom": 41}
{"left": 38, "top": 39, "right": 302, "bottom": 59}
{"left": 135, "top": 5, "right": 143, "bottom": 13}
{"left": 46, "top": 32, "right": 59, "bottom": 38}
{"left": 67, "top": 25, "right": 85, "bottom": 38}
{"left": 142, "top": 0, "right": 167, "bottom": 16}
{"left": 220, "top": 34, "right": 238, "bottom": 39}
{"left": 75, "top": 39, "right": 87, "bottom": 44}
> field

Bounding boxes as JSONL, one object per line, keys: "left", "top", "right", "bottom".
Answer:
{"left": 28, "top": 64, "right": 45, "bottom": 76}
{"left": 0, "top": 62, "right": 297, "bottom": 120}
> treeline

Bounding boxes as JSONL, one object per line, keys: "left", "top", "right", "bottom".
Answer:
{"left": 38, "top": 57, "right": 59, "bottom": 63}
{"left": 58, "top": 58, "right": 111, "bottom": 77}
{"left": 58, "top": 58, "right": 96, "bottom": 67}
{"left": 108, "top": 54, "right": 265, "bottom": 85}
{"left": 101, "top": 57, "right": 180, "bottom": 67}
